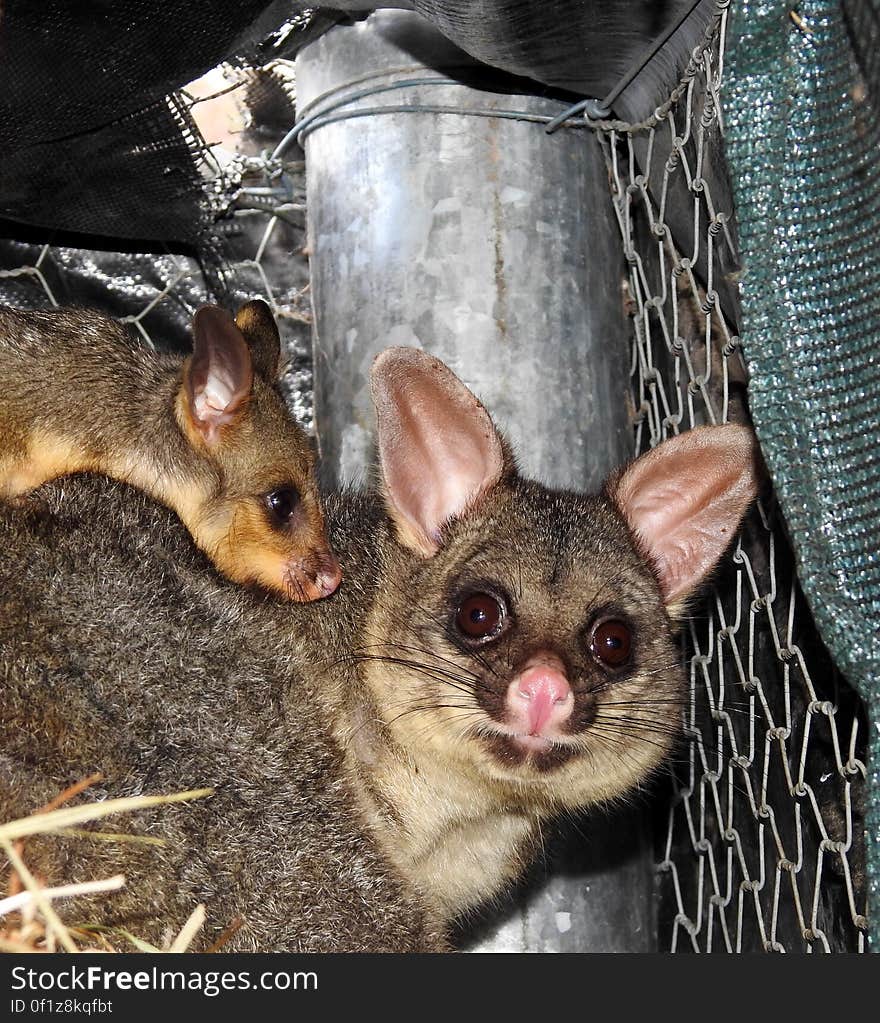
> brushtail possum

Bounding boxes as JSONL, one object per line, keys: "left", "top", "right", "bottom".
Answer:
{"left": 0, "top": 300, "right": 340, "bottom": 601}
{"left": 0, "top": 348, "right": 758, "bottom": 950}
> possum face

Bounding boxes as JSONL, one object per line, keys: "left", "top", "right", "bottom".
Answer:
{"left": 363, "top": 348, "right": 758, "bottom": 812}
{"left": 366, "top": 482, "right": 684, "bottom": 807}
{"left": 177, "top": 301, "right": 340, "bottom": 601}
{"left": 197, "top": 381, "right": 341, "bottom": 602}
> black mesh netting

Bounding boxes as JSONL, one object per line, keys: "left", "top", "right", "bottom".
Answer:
{"left": 0, "top": 1, "right": 715, "bottom": 245}
{"left": 0, "top": 1, "right": 330, "bottom": 243}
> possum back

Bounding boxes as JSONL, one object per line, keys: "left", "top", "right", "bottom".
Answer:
{"left": 0, "top": 475, "right": 439, "bottom": 951}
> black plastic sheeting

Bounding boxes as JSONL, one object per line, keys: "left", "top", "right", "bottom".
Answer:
{"left": 0, "top": 1, "right": 717, "bottom": 247}
{"left": 0, "top": 1, "right": 315, "bottom": 244}
{"left": 0, "top": 1, "right": 254, "bottom": 242}
{"left": 407, "top": 0, "right": 717, "bottom": 115}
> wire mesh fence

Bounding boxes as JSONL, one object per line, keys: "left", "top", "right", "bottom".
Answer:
{"left": 593, "top": 3, "right": 869, "bottom": 952}
{"left": 0, "top": 8, "right": 869, "bottom": 954}
{"left": 0, "top": 61, "right": 315, "bottom": 431}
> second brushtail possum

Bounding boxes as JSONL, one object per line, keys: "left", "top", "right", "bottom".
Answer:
{"left": 0, "top": 300, "right": 340, "bottom": 601}
{"left": 0, "top": 348, "right": 758, "bottom": 950}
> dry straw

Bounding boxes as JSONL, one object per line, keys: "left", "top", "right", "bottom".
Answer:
{"left": 0, "top": 775, "right": 213, "bottom": 953}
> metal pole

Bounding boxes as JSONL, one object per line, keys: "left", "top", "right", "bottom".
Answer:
{"left": 296, "top": 8, "right": 655, "bottom": 952}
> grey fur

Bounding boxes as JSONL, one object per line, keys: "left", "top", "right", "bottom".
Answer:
{"left": 0, "top": 369, "right": 755, "bottom": 950}
{"left": 0, "top": 478, "right": 443, "bottom": 951}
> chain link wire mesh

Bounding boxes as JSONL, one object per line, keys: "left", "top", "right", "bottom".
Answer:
{"left": 593, "top": 2, "right": 869, "bottom": 952}
{"left": 0, "top": 60, "right": 316, "bottom": 430}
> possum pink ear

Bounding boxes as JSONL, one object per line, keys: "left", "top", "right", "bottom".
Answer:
{"left": 610, "top": 424, "right": 759, "bottom": 608}
{"left": 186, "top": 305, "right": 254, "bottom": 445}
{"left": 371, "top": 347, "right": 506, "bottom": 556}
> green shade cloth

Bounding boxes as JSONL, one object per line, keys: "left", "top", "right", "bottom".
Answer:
{"left": 723, "top": 0, "right": 880, "bottom": 946}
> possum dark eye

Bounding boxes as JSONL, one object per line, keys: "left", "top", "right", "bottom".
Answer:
{"left": 589, "top": 619, "right": 632, "bottom": 668}
{"left": 265, "top": 486, "right": 300, "bottom": 526}
{"left": 455, "top": 593, "right": 505, "bottom": 641}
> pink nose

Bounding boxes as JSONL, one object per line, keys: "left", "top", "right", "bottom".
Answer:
{"left": 505, "top": 658, "right": 573, "bottom": 737}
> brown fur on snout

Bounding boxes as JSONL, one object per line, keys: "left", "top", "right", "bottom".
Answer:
{"left": 0, "top": 301, "right": 338, "bottom": 601}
